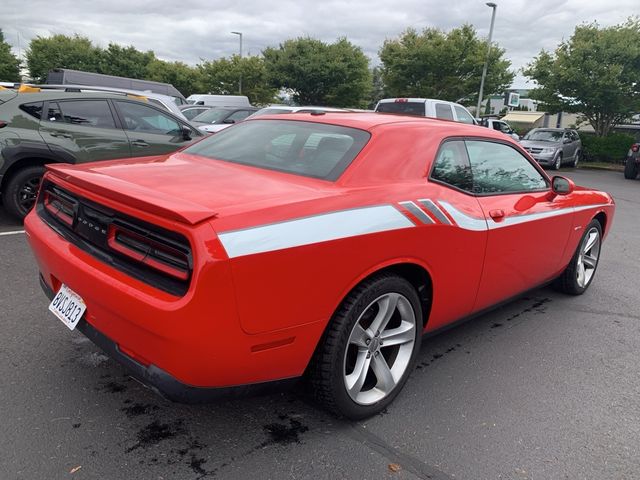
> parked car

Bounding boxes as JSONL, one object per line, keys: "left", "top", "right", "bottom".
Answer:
{"left": 478, "top": 117, "right": 520, "bottom": 141}
{"left": 375, "top": 98, "right": 477, "bottom": 125}
{"left": 248, "top": 105, "right": 348, "bottom": 118}
{"left": 0, "top": 89, "right": 203, "bottom": 219}
{"left": 33, "top": 84, "right": 189, "bottom": 120}
{"left": 520, "top": 128, "right": 582, "bottom": 170}
{"left": 179, "top": 104, "right": 213, "bottom": 121}
{"left": 186, "top": 94, "right": 251, "bottom": 107}
{"left": 25, "top": 112, "right": 614, "bottom": 419}
{"left": 191, "top": 107, "right": 259, "bottom": 133}
{"left": 624, "top": 142, "right": 639, "bottom": 179}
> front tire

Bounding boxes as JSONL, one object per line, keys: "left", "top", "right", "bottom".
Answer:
{"left": 2, "top": 166, "right": 45, "bottom": 220}
{"left": 554, "top": 219, "right": 602, "bottom": 295}
{"left": 309, "top": 273, "right": 423, "bottom": 419}
{"left": 553, "top": 153, "right": 563, "bottom": 170}
{"left": 624, "top": 157, "right": 638, "bottom": 179}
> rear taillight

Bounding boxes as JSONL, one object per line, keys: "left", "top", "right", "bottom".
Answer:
{"left": 631, "top": 144, "right": 639, "bottom": 153}
{"left": 0, "top": 120, "right": 7, "bottom": 128}
{"left": 394, "top": 98, "right": 409, "bottom": 103}
{"left": 107, "top": 225, "right": 190, "bottom": 281}
{"left": 43, "top": 190, "right": 76, "bottom": 226}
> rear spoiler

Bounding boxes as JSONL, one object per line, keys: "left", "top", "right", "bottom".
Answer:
{"left": 45, "top": 165, "right": 218, "bottom": 225}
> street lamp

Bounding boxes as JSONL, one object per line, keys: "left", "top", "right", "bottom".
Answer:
{"left": 476, "top": 2, "right": 497, "bottom": 117}
{"left": 231, "top": 31, "right": 243, "bottom": 94}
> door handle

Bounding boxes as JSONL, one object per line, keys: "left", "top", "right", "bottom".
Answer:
{"left": 49, "top": 131, "right": 72, "bottom": 139}
{"left": 131, "top": 140, "right": 149, "bottom": 147}
{"left": 489, "top": 209, "right": 505, "bottom": 221}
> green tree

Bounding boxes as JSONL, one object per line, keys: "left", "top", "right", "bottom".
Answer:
{"left": 145, "top": 59, "right": 201, "bottom": 97}
{"left": 198, "top": 55, "right": 277, "bottom": 105}
{"left": 379, "top": 25, "right": 514, "bottom": 105}
{"left": 524, "top": 18, "right": 640, "bottom": 137}
{"left": 98, "top": 43, "right": 156, "bottom": 79}
{"left": 26, "top": 34, "right": 101, "bottom": 82}
{"left": 263, "top": 37, "right": 371, "bottom": 107}
{"left": 0, "top": 29, "right": 21, "bottom": 81}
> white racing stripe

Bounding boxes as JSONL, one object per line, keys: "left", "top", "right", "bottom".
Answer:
{"left": 219, "top": 205, "right": 414, "bottom": 258}
{"left": 0, "top": 230, "right": 25, "bottom": 236}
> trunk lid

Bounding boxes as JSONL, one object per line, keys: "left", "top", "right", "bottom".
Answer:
{"left": 46, "top": 152, "right": 336, "bottom": 225}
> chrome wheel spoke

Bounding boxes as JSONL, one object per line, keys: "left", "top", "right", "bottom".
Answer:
{"left": 349, "top": 323, "right": 370, "bottom": 348}
{"left": 368, "top": 293, "right": 399, "bottom": 335}
{"left": 380, "top": 321, "right": 415, "bottom": 347}
{"left": 583, "top": 254, "right": 597, "bottom": 269}
{"left": 345, "top": 350, "right": 371, "bottom": 396}
{"left": 584, "top": 232, "right": 598, "bottom": 252}
{"left": 371, "top": 354, "right": 395, "bottom": 393}
{"left": 576, "top": 262, "right": 586, "bottom": 287}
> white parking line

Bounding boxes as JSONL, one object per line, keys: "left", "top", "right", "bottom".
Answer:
{"left": 0, "top": 229, "right": 25, "bottom": 236}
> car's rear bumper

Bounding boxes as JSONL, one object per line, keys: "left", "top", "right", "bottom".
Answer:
{"left": 39, "top": 274, "right": 299, "bottom": 403}
{"left": 25, "top": 205, "right": 326, "bottom": 395}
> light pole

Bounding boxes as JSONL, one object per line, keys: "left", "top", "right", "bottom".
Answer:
{"left": 476, "top": 2, "right": 497, "bottom": 118}
{"left": 231, "top": 31, "right": 243, "bottom": 94}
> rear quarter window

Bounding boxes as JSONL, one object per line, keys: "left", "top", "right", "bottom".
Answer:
{"left": 19, "top": 102, "right": 44, "bottom": 119}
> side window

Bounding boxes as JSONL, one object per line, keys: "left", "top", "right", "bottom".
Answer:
{"left": 226, "top": 110, "right": 252, "bottom": 122}
{"left": 454, "top": 106, "right": 475, "bottom": 124}
{"left": 46, "top": 102, "right": 63, "bottom": 122}
{"left": 430, "top": 140, "right": 473, "bottom": 192}
{"left": 58, "top": 100, "right": 116, "bottom": 128}
{"left": 116, "top": 101, "right": 180, "bottom": 135}
{"left": 466, "top": 140, "right": 548, "bottom": 194}
{"left": 499, "top": 123, "right": 512, "bottom": 133}
{"left": 19, "top": 102, "right": 43, "bottom": 119}
{"left": 492, "top": 122, "right": 502, "bottom": 131}
{"left": 435, "top": 103, "right": 454, "bottom": 121}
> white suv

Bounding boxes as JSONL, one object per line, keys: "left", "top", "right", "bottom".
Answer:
{"left": 375, "top": 98, "right": 477, "bottom": 125}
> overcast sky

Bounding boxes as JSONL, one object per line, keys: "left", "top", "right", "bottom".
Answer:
{"left": 2, "top": 0, "right": 637, "bottom": 87}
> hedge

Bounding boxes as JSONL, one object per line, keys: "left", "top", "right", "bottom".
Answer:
{"left": 579, "top": 132, "right": 635, "bottom": 163}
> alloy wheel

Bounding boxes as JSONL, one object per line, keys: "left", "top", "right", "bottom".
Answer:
{"left": 576, "top": 226, "right": 601, "bottom": 288}
{"left": 18, "top": 176, "right": 41, "bottom": 214}
{"left": 343, "top": 292, "right": 416, "bottom": 405}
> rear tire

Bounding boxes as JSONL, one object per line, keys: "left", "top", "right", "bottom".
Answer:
{"left": 572, "top": 150, "right": 581, "bottom": 168}
{"left": 624, "top": 157, "right": 638, "bottom": 179}
{"left": 2, "top": 166, "right": 45, "bottom": 220}
{"left": 308, "top": 273, "right": 423, "bottom": 419}
{"left": 554, "top": 219, "right": 602, "bottom": 295}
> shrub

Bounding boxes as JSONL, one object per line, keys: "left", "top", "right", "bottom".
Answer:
{"left": 579, "top": 132, "right": 635, "bottom": 163}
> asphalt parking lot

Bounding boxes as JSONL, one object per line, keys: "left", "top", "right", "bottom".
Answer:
{"left": 1, "top": 168, "right": 638, "bottom": 480}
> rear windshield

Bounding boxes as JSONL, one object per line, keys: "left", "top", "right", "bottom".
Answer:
{"left": 183, "top": 119, "right": 371, "bottom": 181}
{"left": 250, "top": 107, "right": 293, "bottom": 118}
{"left": 376, "top": 101, "right": 425, "bottom": 116}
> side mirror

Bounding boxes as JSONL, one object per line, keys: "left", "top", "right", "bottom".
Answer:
{"left": 222, "top": 119, "right": 236, "bottom": 124}
{"left": 551, "top": 175, "right": 575, "bottom": 195}
{"left": 181, "top": 125, "right": 192, "bottom": 141}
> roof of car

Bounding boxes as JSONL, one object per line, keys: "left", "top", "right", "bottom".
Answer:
{"left": 250, "top": 111, "right": 505, "bottom": 138}
{"left": 6, "top": 91, "right": 157, "bottom": 102}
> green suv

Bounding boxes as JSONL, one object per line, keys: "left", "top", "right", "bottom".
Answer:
{"left": 0, "top": 90, "right": 203, "bottom": 219}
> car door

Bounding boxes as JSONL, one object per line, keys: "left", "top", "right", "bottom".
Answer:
{"left": 465, "top": 139, "right": 575, "bottom": 311}
{"left": 113, "top": 100, "right": 197, "bottom": 156}
{"left": 425, "top": 139, "right": 488, "bottom": 329}
{"left": 39, "top": 99, "right": 131, "bottom": 164}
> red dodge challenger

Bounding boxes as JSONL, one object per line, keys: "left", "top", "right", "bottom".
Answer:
{"left": 25, "top": 113, "right": 614, "bottom": 419}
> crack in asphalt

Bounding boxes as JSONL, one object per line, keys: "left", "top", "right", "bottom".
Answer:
{"left": 345, "top": 423, "right": 455, "bottom": 480}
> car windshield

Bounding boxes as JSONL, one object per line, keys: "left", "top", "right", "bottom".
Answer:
{"left": 524, "top": 130, "right": 564, "bottom": 142}
{"left": 183, "top": 119, "right": 371, "bottom": 181}
{"left": 192, "top": 109, "right": 233, "bottom": 124}
{"left": 376, "top": 101, "right": 425, "bottom": 116}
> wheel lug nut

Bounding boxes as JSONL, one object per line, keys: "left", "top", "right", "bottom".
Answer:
{"left": 365, "top": 339, "right": 370, "bottom": 345}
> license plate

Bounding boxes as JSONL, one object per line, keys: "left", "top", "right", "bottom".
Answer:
{"left": 48, "top": 284, "right": 87, "bottom": 330}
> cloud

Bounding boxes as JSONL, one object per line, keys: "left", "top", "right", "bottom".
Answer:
{"left": 2, "top": 0, "right": 637, "bottom": 87}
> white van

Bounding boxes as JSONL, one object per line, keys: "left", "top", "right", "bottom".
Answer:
{"left": 187, "top": 94, "right": 251, "bottom": 107}
{"left": 375, "top": 98, "right": 477, "bottom": 125}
